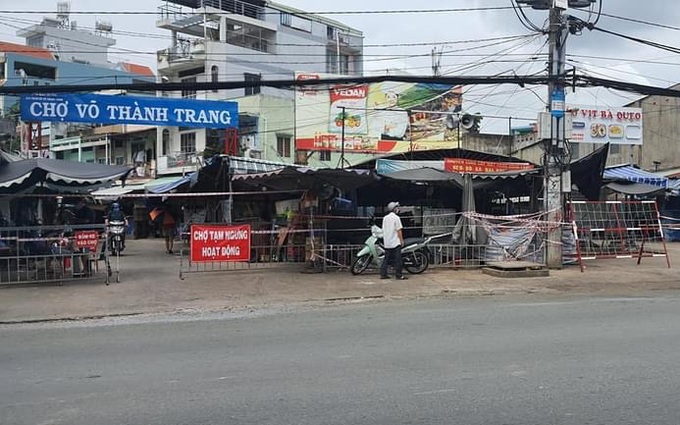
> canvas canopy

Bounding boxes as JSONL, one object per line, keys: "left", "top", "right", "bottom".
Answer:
{"left": 0, "top": 158, "right": 132, "bottom": 192}
{"left": 232, "top": 167, "right": 378, "bottom": 192}
{"left": 603, "top": 164, "right": 668, "bottom": 189}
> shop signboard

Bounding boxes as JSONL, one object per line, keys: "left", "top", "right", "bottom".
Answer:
{"left": 569, "top": 105, "right": 643, "bottom": 145}
{"left": 74, "top": 230, "right": 99, "bottom": 252}
{"left": 190, "top": 224, "right": 251, "bottom": 263}
{"left": 444, "top": 158, "right": 535, "bottom": 173}
{"left": 295, "top": 72, "right": 463, "bottom": 154}
{"left": 20, "top": 94, "right": 239, "bottom": 129}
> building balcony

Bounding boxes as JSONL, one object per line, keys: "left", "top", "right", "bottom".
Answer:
{"left": 157, "top": 151, "right": 204, "bottom": 175}
{"left": 157, "top": 40, "right": 207, "bottom": 70}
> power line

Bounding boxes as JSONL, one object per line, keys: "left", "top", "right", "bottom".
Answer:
{"left": 0, "top": 14, "right": 533, "bottom": 49}
{"left": 3, "top": 73, "right": 680, "bottom": 99}
{"left": 0, "top": 6, "right": 515, "bottom": 16}
{"left": 572, "top": 10, "right": 680, "bottom": 32}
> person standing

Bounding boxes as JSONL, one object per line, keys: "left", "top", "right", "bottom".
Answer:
{"left": 162, "top": 208, "right": 176, "bottom": 254}
{"left": 380, "top": 201, "right": 408, "bottom": 280}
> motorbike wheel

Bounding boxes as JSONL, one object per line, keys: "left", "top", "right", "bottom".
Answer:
{"left": 405, "top": 250, "right": 429, "bottom": 274}
{"left": 350, "top": 254, "right": 372, "bottom": 275}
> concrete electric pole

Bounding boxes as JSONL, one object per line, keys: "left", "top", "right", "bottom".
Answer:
{"left": 545, "top": 4, "right": 568, "bottom": 269}
{"left": 515, "top": 0, "right": 596, "bottom": 268}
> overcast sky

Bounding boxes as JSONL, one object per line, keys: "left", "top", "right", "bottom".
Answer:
{"left": 1, "top": 0, "right": 678, "bottom": 132}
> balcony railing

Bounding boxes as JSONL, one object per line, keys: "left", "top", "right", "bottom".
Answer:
{"left": 203, "top": 0, "right": 263, "bottom": 20}
{"left": 158, "top": 0, "right": 263, "bottom": 21}
{"left": 157, "top": 151, "right": 204, "bottom": 174}
{"left": 157, "top": 38, "right": 206, "bottom": 65}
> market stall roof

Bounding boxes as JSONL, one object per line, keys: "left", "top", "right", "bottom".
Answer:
{"left": 232, "top": 166, "right": 378, "bottom": 192}
{"left": 570, "top": 143, "right": 609, "bottom": 200}
{"left": 90, "top": 183, "right": 147, "bottom": 199}
{"left": 380, "top": 167, "right": 465, "bottom": 187}
{"left": 603, "top": 164, "right": 668, "bottom": 188}
{"left": 352, "top": 148, "right": 538, "bottom": 169}
{"left": 145, "top": 174, "right": 196, "bottom": 194}
{"left": 0, "top": 158, "right": 132, "bottom": 193}
{"left": 225, "top": 156, "right": 291, "bottom": 175}
{"left": 605, "top": 181, "right": 667, "bottom": 196}
{"left": 379, "top": 166, "right": 539, "bottom": 185}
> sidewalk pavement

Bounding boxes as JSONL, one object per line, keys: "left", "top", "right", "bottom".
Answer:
{"left": 0, "top": 239, "right": 678, "bottom": 324}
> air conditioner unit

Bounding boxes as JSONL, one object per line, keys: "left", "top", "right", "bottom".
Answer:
{"left": 240, "top": 135, "right": 259, "bottom": 150}
{"left": 338, "top": 34, "right": 350, "bottom": 45}
{"left": 243, "top": 149, "right": 261, "bottom": 159}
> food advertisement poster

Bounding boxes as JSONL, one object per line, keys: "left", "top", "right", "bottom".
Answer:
{"left": 190, "top": 224, "right": 251, "bottom": 263}
{"left": 295, "top": 72, "right": 463, "bottom": 154}
{"left": 569, "top": 106, "right": 643, "bottom": 145}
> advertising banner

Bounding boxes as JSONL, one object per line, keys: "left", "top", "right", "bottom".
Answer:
{"left": 295, "top": 73, "right": 463, "bottom": 154}
{"left": 74, "top": 230, "right": 99, "bottom": 252}
{"left": 375, "top": 159, "right": 446, "bottom": 174}
{"left": 444, "top": 158, "right": 535, "bottom": 173}
{"left": 20, "top": 94, "right": 239, "bottom": 129}
{"left": 190, "top": 224, "right": 251, "bottom": 263}
{"left": 569, "top": 105, "right": 643, "bottom": 145}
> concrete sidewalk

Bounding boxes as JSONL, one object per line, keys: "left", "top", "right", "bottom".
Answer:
{"left": 0, "top": 239, "right": 677, "bottom": 324}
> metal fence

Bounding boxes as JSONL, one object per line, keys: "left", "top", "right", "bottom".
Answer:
{"left": 178, "top": 221, "right": 508, "bottom": 279}
{"left": 0, "top": 224, "right": 113, "bottom": 286}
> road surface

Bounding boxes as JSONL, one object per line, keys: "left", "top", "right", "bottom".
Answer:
{"left": 2, "top": 292, "right": 680, "bottom": 424}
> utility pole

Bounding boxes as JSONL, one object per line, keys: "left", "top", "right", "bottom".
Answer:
{"left": 517, "top": 0, "right": 596, "bottom": 267}
{"left": 339, "top": 106, "right": 346, "bottom": 168}
{"left": 545, "top": 3, "right": 568, "bottom": 269}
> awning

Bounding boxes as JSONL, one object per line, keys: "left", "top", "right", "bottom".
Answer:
{"left": 145, "top": 173, "right": 196, "bottom": 194}
{"left": 379, "top": 166, "right": 538, "bottom": 186}
{"left": 604, "top": 164, "right": 668, "bottom": 188}
{"left": 376, "top": 159, "right": 445, "bottom": 174}
{"left": 380, "top": 167, "right": 464, "bottom": 187}
{"left": 90, "top": 183, "right": 147, "bottom": 199}
{"left": 570, "top": 143, "right": 609, "bottom": 200}
{"left": 605, "top": 182, "right": 667, "bottom": 196}
{"left": 228, "top": 156, "right": 289, "bottom": 175}
{"left": 0, "top": 158, "right": 132, "bottom": 192}
{"left": 233, "top": 167, "right": 378, "bottom": 192}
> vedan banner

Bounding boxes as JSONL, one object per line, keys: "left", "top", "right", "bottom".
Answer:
{"left": 569, "top": 105, "right": 643, "bottom": 145}
{"left": 20, "top": 94, "right": 239, "bottom": 129}
{"left": 295, "top": 73, "right": 463, "bottom": 154}
{"left": 190, "top": 224, "right": 251, "bottom": 263}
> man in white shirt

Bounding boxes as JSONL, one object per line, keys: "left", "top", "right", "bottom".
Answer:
{"left": 380, "top": 201, "right": 408, "bottom": 280}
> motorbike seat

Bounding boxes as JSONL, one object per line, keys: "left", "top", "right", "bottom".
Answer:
{"left": 403, "top": 237, "right": 425, "bottom": 247}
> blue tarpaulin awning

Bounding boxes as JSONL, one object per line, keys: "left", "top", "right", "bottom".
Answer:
{"left": 603, "top": 165, "right": 668, "bottom": 189}
{"left": 145, "top": 173, "right": 196, "bottom": 194}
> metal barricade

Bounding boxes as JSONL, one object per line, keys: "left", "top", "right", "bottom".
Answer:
{"left": 0, "top": 224, "right": 111, "bottom": 286}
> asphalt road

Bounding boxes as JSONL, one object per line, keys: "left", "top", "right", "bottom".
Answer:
{"left": 2, "top": 292, "right": 680, "bottom": 425}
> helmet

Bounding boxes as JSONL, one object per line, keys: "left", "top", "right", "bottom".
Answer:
{"left": 111, "top": 202, "right": 121, "bottom": 212}
{"left": 387, "top": 201, "right": 400, "bottom": 212}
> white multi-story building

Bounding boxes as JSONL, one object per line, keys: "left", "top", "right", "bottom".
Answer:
{"left": 155, "top": 0, "right": 364, "bottom": 175}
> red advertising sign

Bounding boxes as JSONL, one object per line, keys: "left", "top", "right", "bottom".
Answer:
{"left": 190, "top": 224, "right": 251, "bottom": 263}
{"left": 74, "top": 230, "right": 99, "bottom": 252}
{"left": 444, "top": 158, "right": 534, "bottom": 173}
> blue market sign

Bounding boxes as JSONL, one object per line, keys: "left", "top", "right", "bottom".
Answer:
{"left": 20, "top": 94, "right": 239, "bottom": 129}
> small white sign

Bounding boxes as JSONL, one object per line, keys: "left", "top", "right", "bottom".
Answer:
{"left": 554, "top": 0, "right": 568, "bottom": 9}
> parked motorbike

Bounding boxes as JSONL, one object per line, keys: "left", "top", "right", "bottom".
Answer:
{"left": 108, "top": 220, "right": 126, "bottom": 256}
{"left": 350, "top": 224, "right": 447, "bottom": 275}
